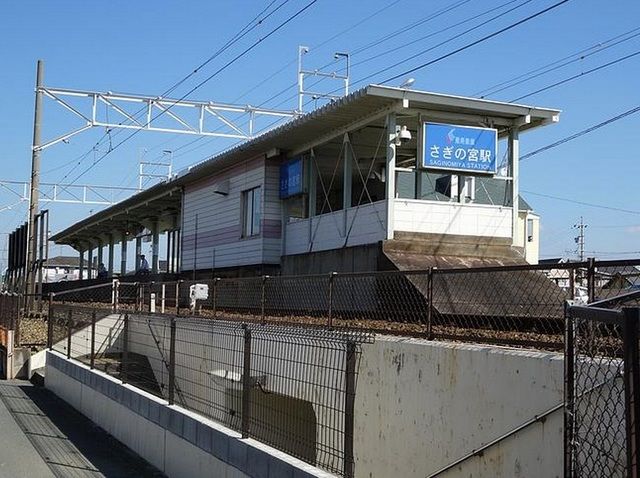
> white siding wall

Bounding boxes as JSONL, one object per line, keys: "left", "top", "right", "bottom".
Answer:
{"left": 394, "top": 199, "right": 512, "bottom": 238}
{"left": 181, "top": 156, "right": 282, "bottom": 270}
{"left": 284, "top": 201, "right": 387, "bottom": 255}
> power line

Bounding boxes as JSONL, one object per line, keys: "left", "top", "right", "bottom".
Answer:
{"left": 476, "top": 26, "right": 640, "bottom": 98}
{"left": 352, "top": 0, "right": 531, "bottom": 74}
{"left": 48, "top": 0, "right": 319, "bottom": 200}
{"left": 511, "top": 48, "right": 640, "bottom": 102}
{"left": 380, "top": 0, "right": 572, "bottom": 84}
{"left": 521, "top": 190, "right": 640, "bottom": 216}
{"left": 249, "top": 0, "right": 478, "bottom": 111}
{"left": 46, "top": 1, "right": 291, "bottom": 196}
{"left": 520, "top": 105, "right": 640, "bottom": 160}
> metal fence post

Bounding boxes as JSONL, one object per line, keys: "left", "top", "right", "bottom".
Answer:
{"left": 90, "top": 310, "right": 96, "bottom": 370}
{"left": 121, "top": 313, "right": 129, "bottom": 383}
{"left": 175, "top": 281, "right": 182, "bottom": 316}
{"left": 112, "top": 279, "right": 119, "bottom": 313}
{"left": 564, "top": 300, "right": 575, "bottom": 478}
{"left": 261, "top": 276, "right": 268, "bottom": 323}
{"left": 569, "top": 267, "right": 576, "bottom": 302}
{"left": 241, "top": 323, "right": 252, "bottom": 438}
{"left": 168, "top": 316, "right": 176, "bottom": 405}
{"left": 623, "top": 307, "right": 640, "bottom": 477}
{"left": 427, "top": 267, "right": 434, "bottom": 339}
{"left": 328, "top": 272, "right": 336, "bottom": 328}
{"left": 134, "top": 282, "right": 140, "bottom": 312}
{"left": 587, "top": 257, "right": 596, "bottom": 303}
{"left": 344, "top": 340, "right": 356, "bottom": 478}
{"left": 213, "top": 278, "right": 219, "bottom": 318}
{"left": 47, "top": 294, "right": 54, "bottom": 350}
{"left": 66, "top": 309, "right": 73, "bottom": 360}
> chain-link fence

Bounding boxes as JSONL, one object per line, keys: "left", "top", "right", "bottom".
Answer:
{"left": 46, "top": 309, "right": 365, "bottom": 477}
{"left": 43, "top": 258, "right": 640, "bottom": 350}
{"left": 565, "top": 304, "right": 640, "bottom": 477}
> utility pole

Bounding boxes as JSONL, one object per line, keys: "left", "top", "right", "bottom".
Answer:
{"left": 573, "top": 216, "right": 588, "bottom": 261}
{"left": 26, "top": 60, "right": 44, "bottom": 310}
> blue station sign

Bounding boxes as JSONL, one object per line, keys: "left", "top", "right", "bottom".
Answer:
{"left": 279, "top": 157, "right": 304, "bottom": 199}
{"left": 422, "top": 123, "right": 497, "bottom": 175}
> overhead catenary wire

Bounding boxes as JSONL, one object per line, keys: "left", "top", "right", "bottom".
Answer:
{"left": 247, "top": 0, "right": 476, "bottom": 111}
{"left": 475, "top": 26, "right": 640, "bottom": 98}
{"left": 521, "top": 190, "right": 640, "bottom": 216}
{"left": 511, "top": 48, "right": 640, "bottom": 102}
{"left": 166, "top": 0, "right": 535, "bottom": 166}
{"left": 520, "top": 105, "right": 640, "bottom": 160}
{"left": 48, "top": 0, "right": 320, "bottom": 200}
{"left": 45, "top": 0, "right": 292, "bottom": 197}
{"left": 379, "top": 0, "right": 572, "bottom": 84}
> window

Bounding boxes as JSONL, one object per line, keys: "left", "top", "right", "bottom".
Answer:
{"left": 527, "top": 218, "right": 534, "bottom": 242}
{"left": 242, "top": 187, "right": 261, "bottom": 237}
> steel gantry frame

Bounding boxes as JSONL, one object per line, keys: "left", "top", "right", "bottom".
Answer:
{"left": 37, "top": 86, "right": 301, "bottom": 151}
{"left": 0, "top": 180, "right": 140, "bottom": 206}
{"left": 21, "top": 60, "right": 301, "bottom": 309}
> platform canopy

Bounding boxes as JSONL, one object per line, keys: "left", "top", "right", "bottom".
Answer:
{"left": 50, "top": 84, "right": 560, "bottom": 249}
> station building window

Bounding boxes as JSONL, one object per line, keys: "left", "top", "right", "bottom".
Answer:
{"left": 242, "top": 186, "right": 261, "bottom": 237}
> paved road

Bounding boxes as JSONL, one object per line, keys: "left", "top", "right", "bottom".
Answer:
{"left": 0, "top": 380, "right": 165, "bottom": 478}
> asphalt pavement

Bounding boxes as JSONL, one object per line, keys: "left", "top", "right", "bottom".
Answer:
{"left": 0, "top": 380, "right": 165, "bottom": 478}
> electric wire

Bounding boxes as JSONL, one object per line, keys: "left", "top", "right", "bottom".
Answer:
{"left": 380, "top": 0, "right": 572, "bottom": 84}
{"left": 47, "top": 0, "right": 319, "bottom": 201}
{"left": 475, "top": 26, "right": 640, "bottom": 97}
{"left": 511, "top": 48, "right": 640, "bottom": 102}
{"left": 520, "top": 105, "right": 640, "bottom": 161}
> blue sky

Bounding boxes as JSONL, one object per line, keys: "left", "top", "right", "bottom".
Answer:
{"left": 1, "top": 0, "right": 639, "bottom": 267}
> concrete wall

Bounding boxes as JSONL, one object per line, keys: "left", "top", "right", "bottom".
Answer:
{"left": 45, "top": 315, "right": 585, "bottom": 478}
{"left": 124, "top": 316, "right": 568, "bottom": 478}
{"left": 354, "top": 337, "right": 564, "bottom": 478}
{"left": 394, "top": 198, "right": 512, "bottom": 239}
{"left": 45, "top": 351, "right": 334, "bottom": 478}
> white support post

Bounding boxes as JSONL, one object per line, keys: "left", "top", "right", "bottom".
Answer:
{"left": 509, "top": 127, "right": 520, "bottom": 246}
{"left": 152, "top": 220, "right": 159, "bottom": 274}
{"left": 161, "top": 284, "right": 166, "bottom": 313}
{"left": 385, "top": 113, "right": 397, "bottom": 240}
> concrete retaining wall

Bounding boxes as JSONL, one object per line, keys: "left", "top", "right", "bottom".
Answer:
{"left": 354, "top": 337, "right": 564, "bottom": 478}
{"left": 45, "top": 351, "right": 335, "bottom": 478}
{"left": 45, "top": 315, "right": 571, "bottom": 478}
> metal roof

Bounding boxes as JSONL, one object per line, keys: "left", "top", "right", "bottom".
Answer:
{"left": 50, "top": 84, "right": 560, "bottom": 245}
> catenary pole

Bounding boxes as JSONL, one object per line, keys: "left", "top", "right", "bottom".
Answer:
{"left": 26, "top": 60, "right": 44, "bottom": 310}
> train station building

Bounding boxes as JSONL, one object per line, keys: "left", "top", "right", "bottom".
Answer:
{"left": 49, "top": 85, "right": 560, "bottom": 279}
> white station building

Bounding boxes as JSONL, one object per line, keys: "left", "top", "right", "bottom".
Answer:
{"left": 50, "top": 85, "right": 560, "bottom": 278}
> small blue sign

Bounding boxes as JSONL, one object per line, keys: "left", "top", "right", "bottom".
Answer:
{"left": 422, "top": 123, "right": 497, "bottom": 175}
{"left": 279, "top": 158, "right": 304, "bottom": 199}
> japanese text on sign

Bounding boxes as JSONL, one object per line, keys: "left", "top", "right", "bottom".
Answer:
{"left": 422, "top": 123, "right": 497, "bottom": 175}
{"left": 279, "top": 157, "right": 304, "bottom": 199}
